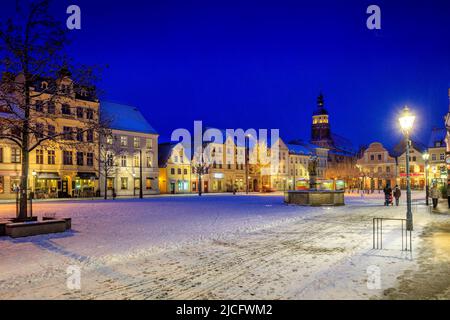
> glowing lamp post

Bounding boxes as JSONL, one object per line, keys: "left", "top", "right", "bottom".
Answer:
{"left": 422, "top": 152, "right": 430, "bottom": 206}
{"left": 399, "top": 106, "right": 415, "bottom": 231}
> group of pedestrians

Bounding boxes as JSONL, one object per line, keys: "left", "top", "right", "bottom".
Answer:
{"left": 382, "top": 183, "right": 441, "bottom": 209}
{"left": 383, "top": 184, "right": 401, "bottom": 206}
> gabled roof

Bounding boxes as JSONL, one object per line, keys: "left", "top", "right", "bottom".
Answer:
{"left": 428, "top": 128, "right": 447, "bottom": 148}
{"left": 101, "top": 101, "right": 157, "bottom": 135}
{"left": 158, "top": 142, "right": 178, "bottom": 168}
{"left": 391, "top": 138, "right": 427, "bottom": 157}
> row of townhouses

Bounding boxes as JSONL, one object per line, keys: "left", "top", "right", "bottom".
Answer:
{"left": 1, "top": 72, "right": 449, "bottom": 198}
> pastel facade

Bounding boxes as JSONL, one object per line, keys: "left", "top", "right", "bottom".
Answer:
{"left": 99, "top": 102, "right": 159, "bottom": 197}
{"left": 0, "top": 75, "right": 99, "bottom": 199}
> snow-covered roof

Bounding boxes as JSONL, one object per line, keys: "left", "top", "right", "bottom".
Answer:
{"left": 286, "top": 143, "right": 313, "bottom": 156}
{"left": 101, "top": 101, "right": 157, "bottom": 135}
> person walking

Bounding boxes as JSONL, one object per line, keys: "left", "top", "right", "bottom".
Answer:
{"left": 383, "top": 184, "right": 392, "bottom": 206}
{"left": 430, "top": 184, "right": 440, "bottom": 209}
{"left": 393, "top": 185, "right": 401, "bottom": 206}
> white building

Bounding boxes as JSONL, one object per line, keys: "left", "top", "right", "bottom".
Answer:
{"left": 99, "top": 102, "right": 159, "bottom": 197}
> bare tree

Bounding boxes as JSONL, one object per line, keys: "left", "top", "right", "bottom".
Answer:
{"left": 97, "top": 133, "right": 126, "bottom": 200}
{"left": 191, "top": 146, "right": 211, "bottom": 196}
{"left": 0, "top": 0, "right": 103, "bottom": 219}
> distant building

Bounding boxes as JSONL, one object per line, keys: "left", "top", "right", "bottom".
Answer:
{"left": 158, "top": 142, "right": 191, "bottom": 194}
{"left": 309, "top": 93, "right": 359, "bottom": 188}
{"left": 444, "top": 88, "right": 450, "bottom": 190}
{"left": 99, "top": 102, "right": 159, "bottom": 197}
{"left": 356, "top": 142, "right": 397, "bottom": 190}
{"left": 391, "top": 138, "right": 427, "bottom": 190}
{"left": 427, "top": 127, "right": 447, "bottom": 187}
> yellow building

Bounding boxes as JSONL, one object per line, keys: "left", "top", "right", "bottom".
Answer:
{"left": 158, "top": 142, "right": 191, "bottom": 194}
{"left": 427, "top": 128, "right": 447, "bottom": 187}
{"left": 0, "top": 74, "right": 99, "bottom": 199}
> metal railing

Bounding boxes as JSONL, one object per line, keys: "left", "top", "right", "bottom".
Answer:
{"left": 373, "top": 218, "right": 412, "bottom": 252}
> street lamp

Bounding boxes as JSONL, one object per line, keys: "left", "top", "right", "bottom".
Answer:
{"left": 399, "top": 106, "right": 416, "bottom": 231}
{"left": 422, "top": 152, "right": 430, "bottom": 206}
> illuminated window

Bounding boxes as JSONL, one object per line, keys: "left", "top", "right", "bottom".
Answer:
{"left": 121, "top": 177, "right": 128, "bottom": 190}
{"left": 120, "top": 136, "right": 128, "bottom": 146}
{"left": 133, "top": 137, "right": 140, "bottom": 148}
{"left": 146, "top": 178, "right": 152, "bottom": 190}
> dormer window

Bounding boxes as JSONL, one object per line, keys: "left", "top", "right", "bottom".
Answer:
{"left": 41, "top": 81, "right": 48, "bottom": 90}
{"left": 80, "top": 88, "right": 88, "bottom": 97}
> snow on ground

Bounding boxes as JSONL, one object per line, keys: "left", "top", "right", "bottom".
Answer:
{"left": 0, "top": 192, "right": 448, "bottom": 299}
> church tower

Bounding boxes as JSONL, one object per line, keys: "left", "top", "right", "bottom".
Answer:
{"left": 311, "top": 93, "right": 332, "bottom": 147}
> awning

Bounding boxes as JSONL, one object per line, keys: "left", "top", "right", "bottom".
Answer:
{"left": 37, "top": 172, "right": 60, "bottom": 180}
{"left": 77, "top": 172, "right": 98, "bottom": 180}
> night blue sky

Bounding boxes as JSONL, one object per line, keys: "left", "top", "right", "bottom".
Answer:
{"left": 4, "top": 0, "right": 450, "bottom": 149}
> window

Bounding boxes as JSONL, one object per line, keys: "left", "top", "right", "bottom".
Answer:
{"left": 133, "top": 137, "right": 140, "bottom": 148}
{"left": 63, "top": 127, "right": 73, "bottom": 140}
{"left": 47, "top": 150, "right": 56, "bottom": 165}
{"left": 35, "top": 101, "right": 44, "bottom": 112}
{"left": 87, "top": 129, "right": 94, "bottom": 143}
{"left": 170, "top": 168, "right": 175, "bottom": 175}
{"left": 106, "top": 153, "right": 114, "bottom": 167}
{"left": 10, "top": 177, "right": 20, "bottom": 192}
{"left": 432, "top": 154, "right": 437, "bottom": 161}
{"left": 35, "top": 123, "right": 44, "bottom": 139}
{"left": 11, "top": 148, "right": 21, "bottom": 163}
{"left": 178, "top": 168, "right": 182, "bottom": 175}
{"left": 146, "top": 178, "right": 153, "bottom": 190}
{"left": 47, "top": 102, "right": 55, "bottom": 114}
{"left": 0, "top": 176, "right": 3, "bottom": 193}
{"left": 86, "top": 109, "right": 94, "bottom": 120}
{"left": 106, "top": 136, "right": 113, "bottom": 145}
{"left": 48, "top": 125, "right": 56, "bottom": 137}
{"left": 386, "top": 166, "right": 390, "bottom": 173}
{"left": 76, "top": 128, "right": 83, "bottom": 142}
{"left": 62, "top": 104, "right": 71, "bottom": 115}
{"left": 440, "top": 153, "right": 445, "bottom": 161}
{"left": 121, "top": 155, "right": 127, "bottom": 167}
{"left": 120, "top": 136, "right": 128, "bottom": 146}
{"left": 36, "top": 150, "right": 44, "bottom": 164}
{"left": 120, "top": 177, "right": 128, "bottom": 190}
{"left": 87, "top": 153, "right": 94, "bottom": 166}
{"left": 63, "top": 151, "right": 73, "bottom": 165}
{"left": 146, "top": 154, "right": 152, "bottom": 168}
{"left": 107, "top": 178, "right": 114, "bottom": 190}
{"left": 146, "top": 139, "right": 153, "bottom": 149}
{"left": 134, "top": 155, "right": 140, "bottom": 167}
{"left": 184, "top": 169, "right": 188, "bottom": 175}
{"left": 378, "top": 154, "right": 382, "bottom": 161}
{"left": 377, "top": 167, "right": 382, "bottom": 173}
{"left": 370, "top": 155, "right": 374, "bottom": 161}
{"left": 76, "top": 107, "right": 84, "bottom": 118}
{"left": 76, "top": 152, "right": 84, "bottom": 166}
{"left": 0, "top": 147, "right": 3, "bottom": 163}
{"left": 412, "top": 156, "right": 416, "bottom": 162}
{"left": 41, "top": 81, "right": 48, "bottom": 90}
{"left": 134, "top": 178, "right": 141, "bottom": 190}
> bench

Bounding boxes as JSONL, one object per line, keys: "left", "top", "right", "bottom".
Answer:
{"left": 5, "top": 220, "right": 68, "bottom": 238}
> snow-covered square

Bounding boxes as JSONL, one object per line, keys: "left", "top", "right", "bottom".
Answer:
{"left": 1, "top": 193, "right": 449, "bottom": 300}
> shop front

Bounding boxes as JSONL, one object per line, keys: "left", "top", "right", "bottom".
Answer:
{"left": 399, "top": 172, "right": 425, "bottom": 190}
{"left": 33, "top": 172, "right": 60, "bottom": 199}
{"left": 73, "top": 172, "right": 97, "bottom": 198}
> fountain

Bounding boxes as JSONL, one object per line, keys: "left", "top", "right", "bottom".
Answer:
{"left": 284, "top": 156, "right": 345, "bottom": 206}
